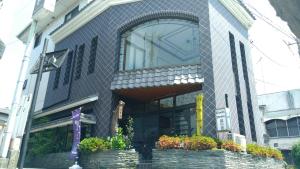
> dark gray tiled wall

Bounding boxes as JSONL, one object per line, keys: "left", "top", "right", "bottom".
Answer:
{"left": 44, "top": 0, "right": 216, "bottom": 137}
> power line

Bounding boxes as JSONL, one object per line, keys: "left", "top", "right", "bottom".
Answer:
{"left": 210, "top": 25, "right": 291, "bottom": 91}
{"left": 250, "top": 42, "right": 288, "bottom": 67}
{"left": 240, "top": 0, "right": 298, "bottom": 42}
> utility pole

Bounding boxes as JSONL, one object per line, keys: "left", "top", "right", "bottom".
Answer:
{"left": 18, "top": 39, "right": 48, "bottom": 169}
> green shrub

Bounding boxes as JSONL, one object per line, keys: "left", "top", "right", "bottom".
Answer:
{"left": 214, "top": 138, "right": 223, "bottom": 149}
{"left": 247, "top": 144, "right": 283, "bottom": 160}
{"left": 292, "top": 142, "right": 300, "bottom": 169}
{"left": 110, "top": 128, "right": 127, "bottom": 150}
{"left": 79, "top": 137, "right": 111, "bottom": 153}
{"left": 124, "top": 116, "right": 134, "bottom": 149}
{"left": 222, "top": 140, "right": 242, "bottom": 152}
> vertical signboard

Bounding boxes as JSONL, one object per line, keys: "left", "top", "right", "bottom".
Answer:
{"left": 196, "top": 94, "right": 203, "bottom": 135}
{"left": 216, "top": 108, "right": 231, "bottom": 132}
{"left": 70, "top": 108, "right": 81, "bottom": 160}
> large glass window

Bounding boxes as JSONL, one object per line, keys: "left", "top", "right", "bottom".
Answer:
{"left": 120, "top": 19, "right": 201, "bottom": 70}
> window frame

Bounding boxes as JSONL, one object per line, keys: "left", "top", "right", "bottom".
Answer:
{"left": 87, "top": 36, "right": 98, "bottom": 75}
{"left": 75, "top": 44, "right": 85, "bottom": 80}
{"left": 119, "top": 18, "right": 201, "bottom": 71}
{"left": 34, "top": 33, "right": 42, "bottom": 48}
{"left": 64, "top": 6, "right": 79, "bottom": 23}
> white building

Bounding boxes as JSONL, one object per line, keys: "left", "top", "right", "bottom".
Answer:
{"left": 258, "top": 89, "right": 300, "bottom": 164}
{"left": 0, "top": 0, "right": 96, "bottom": 166}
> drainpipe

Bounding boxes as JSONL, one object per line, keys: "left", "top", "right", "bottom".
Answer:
{"left": 0, "top": 20, "right": 37, "bottom": 159}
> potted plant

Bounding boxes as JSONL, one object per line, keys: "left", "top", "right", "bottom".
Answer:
{"left": 79, "top": 117, "right": 138, "bottom": 169}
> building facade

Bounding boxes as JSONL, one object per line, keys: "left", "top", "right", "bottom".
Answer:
{"left": 17, "top": 0, "right": 263, "bottom": 157}
{"left": 258, "top": 89, "right": 300, "bottom": 164}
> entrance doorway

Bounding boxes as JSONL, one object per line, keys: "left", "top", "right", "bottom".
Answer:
{"left": 120, "top": 90, "right": 201, "bottom": 158}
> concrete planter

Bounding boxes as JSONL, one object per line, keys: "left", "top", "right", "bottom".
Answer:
{"left": 25, "top": 152, "right": 73, "bottom": 169}
{"left": 152, "top": 149, "right": 286, "bottom": 169}
{"left": 79, "top": 149, "right": 139, "bottom": 169}
{"left": 25, "top": 150, "right": 139, "bottom": 169}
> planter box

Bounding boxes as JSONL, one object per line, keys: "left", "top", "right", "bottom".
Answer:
{"left": 25, "top": 150, "right": 139, "bottom": 169}
{"left": 79, "top": 150, "right": 139, "bottom": 169}
{"left": 25, "top": 152, "right": 73, "bottom": 169}
{"left": 152, "top": 149, "right": 286, "bottom": 169}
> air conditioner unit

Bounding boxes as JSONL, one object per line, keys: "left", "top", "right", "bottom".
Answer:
{"left": 228, "top": 133, "right": 246, "bottom": 152}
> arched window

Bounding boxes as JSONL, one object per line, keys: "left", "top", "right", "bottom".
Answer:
{"left": 266, "top": 118, "right": 300, "bottom": 138}
{"left": 119, "top": 19, "right": 201, "bottom": 70}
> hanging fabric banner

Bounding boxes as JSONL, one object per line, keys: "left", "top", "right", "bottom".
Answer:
{"left": 196, "top": 94, "right": 204, "bottom": 136}
{"left": 70, "top": 107, "right": 81, "bottom": 160}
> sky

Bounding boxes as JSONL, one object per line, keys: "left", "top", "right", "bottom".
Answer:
{"left": 0, "top": 0, "right": 300, "bottom": 109}
{"left": 245, "top": 0, "right": 300, "bottom": 95}
{"left": 0, "top": 0, "right": 35, "bottom": 109}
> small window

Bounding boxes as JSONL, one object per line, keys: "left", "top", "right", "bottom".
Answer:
{"left": 88, "top": 36, "right": 98, "bottom": 74}
{"left": 64, "top": 51, "right": 73, "bottom": 85}
{"left": 53, "top": 67, "right": 61, "bottom": 89}
{"left": 23, "top": 79, "right": 28, "bottom": 90}
{"left": 225, "top": 94, "right": 229, "bottom": 108}
{"left": 34, "top": 33, "right": 42, "bottom": 48}
{"left": 75, "top": 44, "right": 85, "bottom": 80}
{"left": 64, "top": 6, "right": 79, "bottom": 23}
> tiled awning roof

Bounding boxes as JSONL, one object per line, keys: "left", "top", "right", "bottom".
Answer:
{"left": 111, "top": 64, "right": 203, "bottom": 90}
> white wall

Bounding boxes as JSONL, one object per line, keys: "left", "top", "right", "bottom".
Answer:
{"left": 258, "top": 89, "right": 300, "bottom": 113}
{"left": 269, "top": 137, "right": 300, "bottom": 150}
{"left": 209, "top": 0, "right": 264, "bottom": 144}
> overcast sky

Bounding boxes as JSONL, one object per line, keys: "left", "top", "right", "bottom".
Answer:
{"left": 0, "top": 0, "right": 299, "bottom": 109}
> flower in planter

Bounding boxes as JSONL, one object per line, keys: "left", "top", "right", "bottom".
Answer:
{"left": 221, "top": 140, "right": 242, "bottom": 153}
{"left": 157, "top": 135, "right": 217, "bottom": 150}
{"left": 186, "top": 135, "right": 217, "bottom": 150}
{"left": 157, "top": 135, "right": 181, "bottom": 149}
{"left": 246, "top": 144, "right": 283, "bottom": 160}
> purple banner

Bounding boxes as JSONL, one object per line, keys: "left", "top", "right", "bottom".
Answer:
{"left": 70, "top": 107, "right": 81, "bottom": 160}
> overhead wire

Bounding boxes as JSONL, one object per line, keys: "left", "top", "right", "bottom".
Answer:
{"left": 210, "top": 23, "right": 287, "bottom": 92}
{"left": 239, "top": 0, "right": 299, "bottom": 42}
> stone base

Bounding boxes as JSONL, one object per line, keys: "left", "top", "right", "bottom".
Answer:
{"left": 25, "top": 150, "right": 139, "bottom": 169}
{"left": 152, "top": 149, "right": 286, "bottom": 169}
{"left": 7, "top": 150, "right": 20, "bottom": 169}
{"left": 25, "top": 152, "right": 74, "bottom": 169}
{"left": 0, "top": 157, "right": 8, "bottom": 169}
{"left": 80, "top": 150, "right": 139, "bottom": 169}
